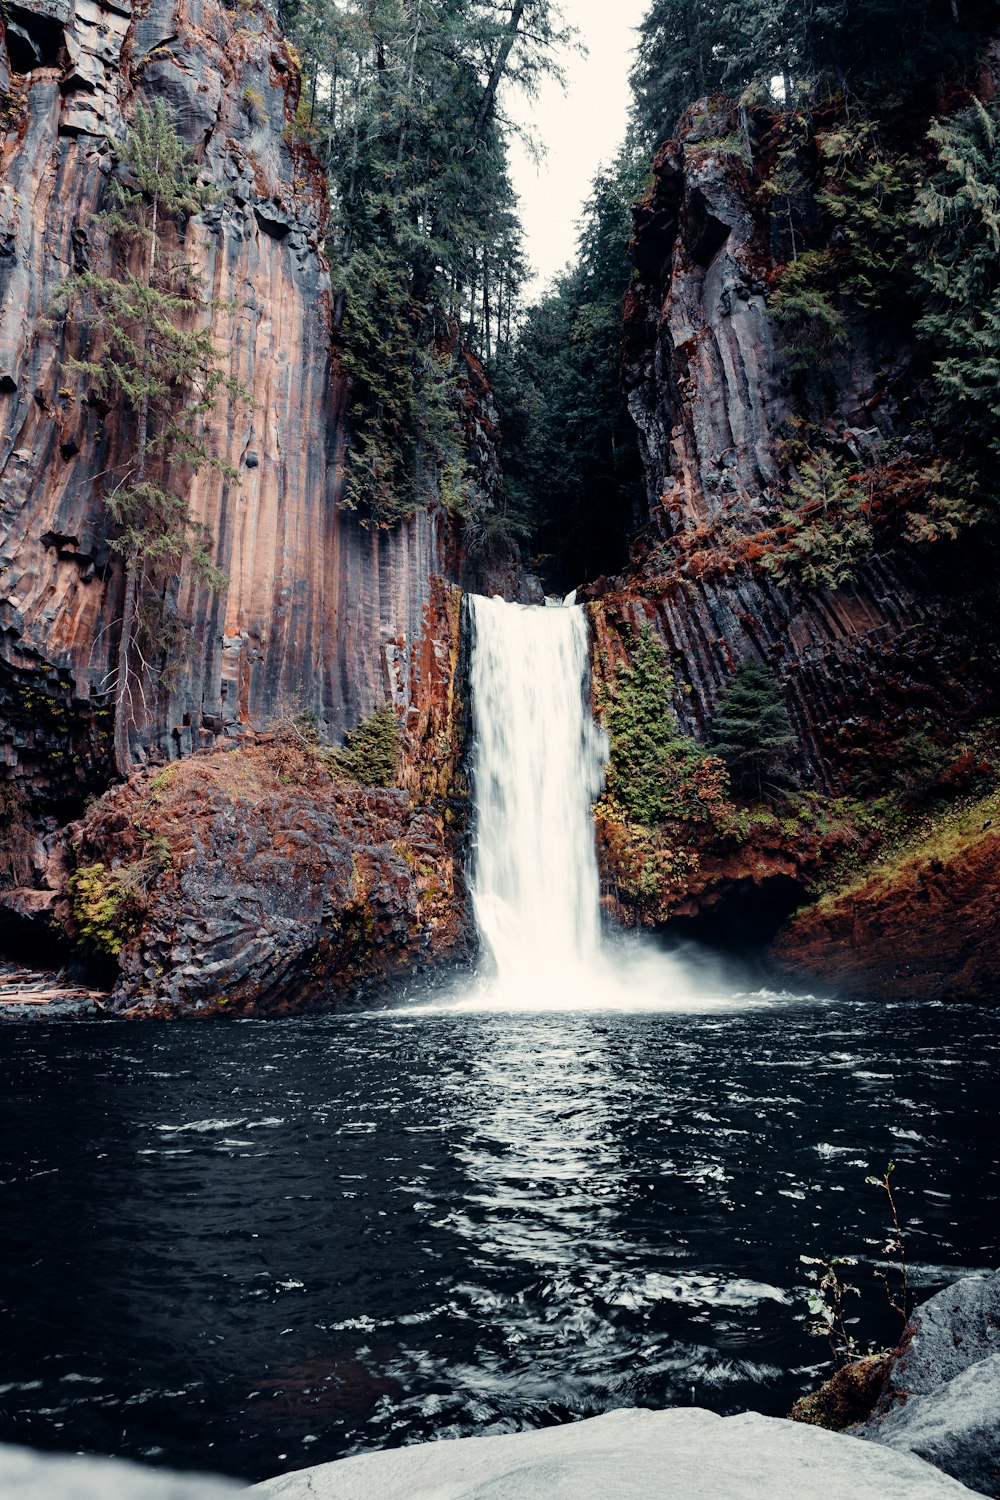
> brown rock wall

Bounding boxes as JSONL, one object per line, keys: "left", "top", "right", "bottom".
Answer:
{"left": 63, "top": 743, "right": 473, "bottom": 1013}
{"left": 610, "top": 99, "right": 999, "bottom": 791}
{"left": 771, "top": 826, "right": 1000, "bottom": 1003}
{"left": 0, "top": 0, "right": 501, "bottom": 812}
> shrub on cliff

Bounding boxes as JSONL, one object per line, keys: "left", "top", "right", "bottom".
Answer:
{"left": 914, "top": 99, "right": 1000, "bottom": 476}
{"left": 711, "top": 659, "right": 795, "bottom": 796}
{"left": 330, "top": 706, "right": 401, "bottom": 789}
{"left": 599, "top": 627, "right": 731, "bottom": 825}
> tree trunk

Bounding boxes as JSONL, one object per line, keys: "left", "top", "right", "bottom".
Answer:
{"left": 474, "top": 0, "right": 526, "bottom": 137}
{"left": 395, "top": 0, "right": 423, "bottom": 200}
{"left": 112, "top": 178, "right": 158, "bottom": 778}
{"left": 113, "top": 547, "right": 140, "bottom": 776}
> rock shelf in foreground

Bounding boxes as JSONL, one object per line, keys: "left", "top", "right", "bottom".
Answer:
{"left": 251, "top": 1407, "right": 980, "bottom": 1499}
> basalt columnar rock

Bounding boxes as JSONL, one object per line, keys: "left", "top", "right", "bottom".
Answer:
{"left": 588, "top": 96, "right": 1000, "bottom": 978}
{"left": 591, "top": 99, "right": 999, "bottom": 788}
{"left": 0, "top": 0, "right": 507, "bottom": 816}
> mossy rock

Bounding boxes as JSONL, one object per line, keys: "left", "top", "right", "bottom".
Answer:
{"left": 790, "top": 1353, "right": 892, "bottom": 1432}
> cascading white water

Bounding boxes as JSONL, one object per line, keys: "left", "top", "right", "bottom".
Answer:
{"left": 468, "top": 594, "right": 608, "bottom": 994}
{"left": 454, "top": 592, "right": 775, "bottom": 1013}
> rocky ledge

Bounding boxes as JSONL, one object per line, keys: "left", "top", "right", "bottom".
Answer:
{"left": 855, "top": 1269, "right": 1000, "bottom": 1496}
{"left": 250, "top": 1407, "right": 978, "bottom": 1499}
{"left": 770, "top": 793, "right": 1000, "bottom": 1003}
{"left": 0, "top": 741, "right": 473, "bottom": 1016}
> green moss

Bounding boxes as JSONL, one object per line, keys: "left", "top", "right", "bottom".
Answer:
{"left": 242, "top": 86, "right": 266, "bottom": 125}
{"left": 790, "top": 1354, "right": 892, "bottom": 1432}
{"left": 596, "top": 628, "right": 731, "bottom": 827}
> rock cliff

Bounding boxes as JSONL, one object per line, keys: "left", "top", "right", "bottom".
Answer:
{"left": 0, "top": 0, "right": 504, "bottom": 819}
{"left": 591, "top": 99, "right": 999, "bottom": 792}
{"left": 589, "top": 96, "right": 1000, "bottom": 987}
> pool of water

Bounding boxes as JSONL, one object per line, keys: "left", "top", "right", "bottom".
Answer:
{"left": 0, "top": 990, "right": 996, "bottom": 1481}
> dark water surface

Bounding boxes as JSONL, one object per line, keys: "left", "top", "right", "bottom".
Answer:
{"left": 0, "top": 994, "right": 997, "bottom": 1481}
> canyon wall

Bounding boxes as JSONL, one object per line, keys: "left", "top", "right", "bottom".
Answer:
{"left": 0, "top": 0, "right": 502, "bottom": 816}
{"left": 589, "top": 99, "right": 999, "bottom": 793}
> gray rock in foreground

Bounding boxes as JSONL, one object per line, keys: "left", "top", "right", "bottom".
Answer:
{"left": 0, "top": 1443, "right": 239, "bottom": 1499}
{"left": 858, "top": 1269, "right": 1000, "bottom": 1497}
{"left": 251, "top": 1407, "right": 980, "bottom": 1499}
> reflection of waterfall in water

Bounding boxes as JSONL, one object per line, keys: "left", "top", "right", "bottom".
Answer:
{"left": 464, "top": 594, "right": 745, "bottom": 1010}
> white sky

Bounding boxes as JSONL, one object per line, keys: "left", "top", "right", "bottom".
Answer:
{"left": 506, "top": 0, "right": 649, "bottom": 296}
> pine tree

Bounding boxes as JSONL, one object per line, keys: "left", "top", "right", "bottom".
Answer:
{"left": 710, "top": 659, "right": 795, "bottom": 795}
{"left": 59, "top": 100, "right": 242, "bottom": 777}
{"left": 628, "top": 0, "right": 729, "bottom": 148}
{"left": 496, "top": 152, "right": 645, "bottom": 584}
{"left": 913, "top": 99, "right": 1000, "bottom": 468}
{"left": 283, "top": 0, "right": 569, "bottom": 527}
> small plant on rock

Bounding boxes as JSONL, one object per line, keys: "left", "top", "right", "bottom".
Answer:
{"left": 330, "top": 705, "right": 401, "bottom": 788}
{"left": 866, "top": 1161, "right": 911, "bottom": 1325}
{"left": 711, "top": 658, "right": 795, "bottom": 797}
{"left": 800, "top": 1254, "right": 862, "bottom": 1367}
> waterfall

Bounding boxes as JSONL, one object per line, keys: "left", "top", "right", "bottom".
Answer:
{"left": 468, "top": 594, "right": 608, "bottom": 993}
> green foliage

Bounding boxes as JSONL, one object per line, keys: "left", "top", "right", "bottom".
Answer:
{"left": 496, "top": 152, "right": 646, "bottom": 587}
{"left": 629, "top": 0, "right": 729, "bottom": 148}
{"left": 71, "top": 863, "right": 131, "bottom": 958}
{"left": 330, "top": 704, "right": 401, "bottom": 787}
{"left": 770, "top": 252, "right": 848, "bottom": 375}
{"left": 241, "top": 85, "right": 266, "bottom": 124}
{"left": 913, "top": 99, "right": 1000, "bottom": 466}
{"left": 630, "top": 0, "right": 995, "bottom": 145}
{"left": 815, "top": 122, "right": 915, "bottom": 315}
{"left": 711, "top": 658, "right": 795, "bottom": 793}
{"left": 800, "top": 1254, "right": 862, "bottom": 1366}
{"left": 0, "top": 784, "right": 33, "bottom": 889}
{"left": 762, "top": 450, "right": 875, "bottom": 588}
{"left": 888, "top": 729, "right": 953, "bottom": 805}
{"left": 70, "top": 837, "right": 170, "bottom": 959}
{"left": 599, "top": 628, "right": 731, "bottom": 825}
{"left": 282, "top": 0, "right": 570, "bottom": 529}
{"left": 865, "top": 1161, "right": 911, "bottom": 1323}
{"left": 58, "top": 101, "right": 242, "bottom": 774}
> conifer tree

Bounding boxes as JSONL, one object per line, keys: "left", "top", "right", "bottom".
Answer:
{"left": 710, "top": 659, "right": 795, "bottom": 796}
{"left": 60, "top": 101, "right": 241, "bottom": 777}
{"left": 913, "top": 99, "right": 1000, "bottom": 468}
{"left": 283, "top": 0, "right": 569, "bottom": 527}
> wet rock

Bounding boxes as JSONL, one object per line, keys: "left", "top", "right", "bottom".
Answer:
{"left": 791, "top": 1354, "right": 894, "bottom": 1433}
{"left": 62, "top": 742, "right": 474, "bottom": 1015}
{"left": 857, "top": 1270, "right": 1000, "bottom": 1495}
{"left": 610, "top": 99, "right": 1000, "bottom": 789}
{"left": 0, "top": 0, "right": 518, "bottom": 814}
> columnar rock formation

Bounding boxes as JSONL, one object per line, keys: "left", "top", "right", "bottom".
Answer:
{"left": 591, "top": 99, "right": 998, "bottom": 791}
{"left": 0, "top": 0, "right": 499, "bottom": 812}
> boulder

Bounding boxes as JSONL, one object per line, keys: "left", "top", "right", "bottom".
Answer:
{"left": 858, "top": 1270, "right": 1000, "bottom": 1496}
{"left": 251, "top": 1406, "right": 980, "bottom": 1499}
{"left": 0, "top": 1443, "right": 236, "bottom": 1498}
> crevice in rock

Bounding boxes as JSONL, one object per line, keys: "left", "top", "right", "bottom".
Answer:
{"left": 5, "top": 3, "right": 65, "bottom": 72}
